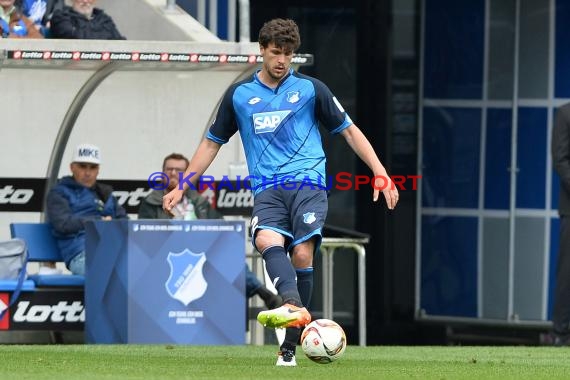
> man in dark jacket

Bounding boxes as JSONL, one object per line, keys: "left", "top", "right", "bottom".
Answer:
{"left": 47, "top": 143, "right": 127, "bottom": 275}
{"left": 552, "top": 102, "right": 570, "bottom": 346}
{"left": 138, "top": 153, "right": 219, "bottom": 221}
{"left": 49, "top": 0, "right": 124, "bottom": 40}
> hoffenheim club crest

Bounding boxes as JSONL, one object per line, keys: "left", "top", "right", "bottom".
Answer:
{"left": 165, "top": 249, "right": 208, "bottom": 306}
{"left": 303, "top": 212, "right": 316, "bottom": 224}
{"left": 287, "top": 91, "right": 300, "bottom": 103}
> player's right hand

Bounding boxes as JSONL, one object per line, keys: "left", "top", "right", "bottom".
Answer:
{"left": 163, "top": 189, "right": 184, "bottom": 213}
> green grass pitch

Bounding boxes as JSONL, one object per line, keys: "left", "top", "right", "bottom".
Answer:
{"left": 1, "top": 345, "right": 569, "bottom": 379}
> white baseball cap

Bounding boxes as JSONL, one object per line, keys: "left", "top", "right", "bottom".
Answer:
{"left": 72, "top": 143, "right": 101, "bottom": 164}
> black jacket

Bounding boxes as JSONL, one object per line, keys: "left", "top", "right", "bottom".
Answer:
{"left": 46, "top": 176, "right": 127, "bottom": 265}
{"left": 43, "top": 0, "right": 64, "bottom": 25}
{"left": 553, "top": 102, "right": 570, "bottom": 216}
{"left": 49, "top": 6, "right": 125, "bottom": 40}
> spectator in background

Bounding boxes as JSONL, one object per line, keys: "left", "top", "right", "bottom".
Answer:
{"left": 0, "top": 0, "right": 43, "bottom": 38}
{"left": 138, "top": 153, "right": 282, "bottom": 310}
{"left": 18, "top": 0, "right": 64, "bottom": 36}
{"left": 551, "top": 102, "right": 570, "bottom": 346}
{"left": 46, "top": 144, "right": 127, "bottom": 275}
{"left": 49, "top": 0, "right": 124, "bottom": 40}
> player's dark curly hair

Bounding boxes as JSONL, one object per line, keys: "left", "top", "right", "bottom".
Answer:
{"left": 258, "top": 18, "right": 301, "bottom": 53}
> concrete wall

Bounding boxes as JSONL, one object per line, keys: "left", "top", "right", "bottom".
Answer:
{"left": 82, "top": 0, "right": 220, "bottom": 41}
{"left": 0, "top": 38, "right": 259, "bottom": 241}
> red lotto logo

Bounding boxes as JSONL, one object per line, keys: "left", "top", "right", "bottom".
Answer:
{"left": 0, "top": 293, "right": 9, "bottom": 330}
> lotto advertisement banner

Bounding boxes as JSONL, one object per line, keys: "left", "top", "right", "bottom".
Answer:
{"left": 0, "top": 290, "right": 84, "bottom": 331}
{"left": 0, "top": 178, "right": 252, "bottom": 216}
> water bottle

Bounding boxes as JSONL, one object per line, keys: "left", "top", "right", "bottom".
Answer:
{"left": 184, "top": 202, "right": 197, "bottom": 220}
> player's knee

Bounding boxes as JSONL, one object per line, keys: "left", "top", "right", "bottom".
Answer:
{"left": 291, "top": 251, "right": 313, "bottom": 268}
{"left": 255, "top": 230, "right": 284, "bottom": 253}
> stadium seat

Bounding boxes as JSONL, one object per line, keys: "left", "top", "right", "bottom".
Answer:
{"left": 9, "top": 223, "right": 85, "bottom": 287}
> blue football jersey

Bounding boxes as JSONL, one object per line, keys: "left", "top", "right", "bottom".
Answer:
{"left": 208, "top": 69, "right": 353, "bottom": 195}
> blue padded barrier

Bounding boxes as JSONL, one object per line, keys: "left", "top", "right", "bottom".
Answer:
{"left": 0, "top": 279, "right": 36, "bottom": 291}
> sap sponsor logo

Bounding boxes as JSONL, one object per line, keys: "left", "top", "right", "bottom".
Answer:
{"left": 112, "top": 188, "right": 152, "bottom": 207}
{"left": 216, "top": 188, "right": 254, "bottom": 209}
{"left": 0, "top": 185, "right": 34, "bottom": 205}
{"left": 253, "top": 110, "right": 291, "bottom": 134}
{"left": 13, "top": 301, "right": 84, "bottom": 323}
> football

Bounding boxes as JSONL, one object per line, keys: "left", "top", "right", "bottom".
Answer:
{"left": 300, "top": 319, "right": 347, "bottom": 364}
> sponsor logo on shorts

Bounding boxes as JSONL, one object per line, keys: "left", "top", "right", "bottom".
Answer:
{"left": 303, "top": 212, "right": 316, "bottom": 224}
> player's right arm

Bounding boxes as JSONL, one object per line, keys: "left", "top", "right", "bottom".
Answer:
{"left": 162, "top": 139, "right": 221, "bottom": 212}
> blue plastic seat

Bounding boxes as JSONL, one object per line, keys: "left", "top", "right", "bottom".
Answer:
{"left": 9, "top": 223, "right": 85, "bottom": 287}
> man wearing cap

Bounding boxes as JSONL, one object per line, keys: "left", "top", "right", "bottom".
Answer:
{"left": 46, "top": 143, "right": 127, "bottom": 275}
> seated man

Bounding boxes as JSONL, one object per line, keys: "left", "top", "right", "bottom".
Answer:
{"left": 46, "top": 143, "right": 127, "bottom": 275}
{"left": 49, "top": 0, "right": 124, "bottom": 40}
{"left": 138, "top": 153, "right": 281, "bottom": 310}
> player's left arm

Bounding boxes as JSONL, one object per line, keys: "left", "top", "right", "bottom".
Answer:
{"left": 340, "top": 124, "right": 399, "bottom": 210}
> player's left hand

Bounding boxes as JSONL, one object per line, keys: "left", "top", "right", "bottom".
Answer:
{"left": 372, "top": 176, "right": 399, "bottom": 210}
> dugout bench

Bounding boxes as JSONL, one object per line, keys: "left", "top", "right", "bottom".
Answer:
{"left": 0, "top": 223, "right": 84, "bottom": 342}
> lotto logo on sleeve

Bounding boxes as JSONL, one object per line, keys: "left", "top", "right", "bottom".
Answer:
{"left": 0, "top": 293, "right": 9, "bottom": 330}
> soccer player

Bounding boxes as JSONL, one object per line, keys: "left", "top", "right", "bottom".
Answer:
{"left": 163, "top": 18, "right": 399, "bottom": 366}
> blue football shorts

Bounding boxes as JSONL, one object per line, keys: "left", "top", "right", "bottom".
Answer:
{"left": 250, "top": 185, "right": 328, "bottom": 253}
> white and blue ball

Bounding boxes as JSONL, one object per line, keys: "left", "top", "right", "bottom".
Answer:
{"left": 300, "top": 319, "right": 347, "bottom": 364}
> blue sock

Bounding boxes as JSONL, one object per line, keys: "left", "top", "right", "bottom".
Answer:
{"left": 296, "top": 267, "right": 314, "bottom": 309}
{"left": 281, "top": 267, "right": 314, "bottom": 353}
{"left": 262, "top": 246, "right": 301, "bottom": 307}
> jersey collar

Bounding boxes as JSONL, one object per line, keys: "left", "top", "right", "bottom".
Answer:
{"left": 254, "top": 68, "right": 294, "bottom": 92}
